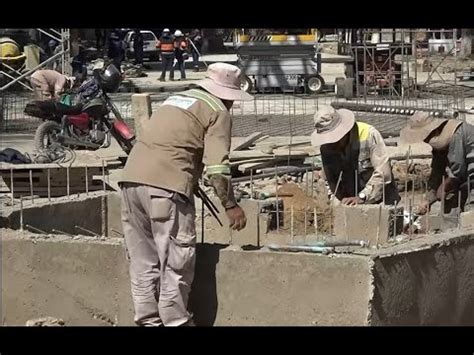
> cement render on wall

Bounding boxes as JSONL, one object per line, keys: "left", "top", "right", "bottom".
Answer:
{"left": 1, "top": 231, "right": 371, "bottom": 326}
{"left": 2, "top": 230, "right": 474, "bottom": 326}
{"left": 369, "top": 234, "right": 474, "bottom": 325}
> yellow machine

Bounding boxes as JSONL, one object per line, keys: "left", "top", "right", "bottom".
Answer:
{"left": 0, "top": 37, "right": 26, "bottom": 69}
{"left": 235, "top": 29, "right": 325, "bottom": 94}
{"left": 237, "top": 28, "right": 319, "bottom": 44}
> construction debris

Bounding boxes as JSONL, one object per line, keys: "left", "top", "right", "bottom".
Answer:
{"left": 26, "top": 316, "right": 65, "bottom": 327}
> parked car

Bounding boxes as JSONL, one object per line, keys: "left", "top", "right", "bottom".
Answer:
{"left": 124, "top": 30, "right": 160, "bottom": 62}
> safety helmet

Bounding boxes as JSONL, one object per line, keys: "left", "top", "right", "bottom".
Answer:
{"left": 174, "top": 30, "right": 183, "bottom": 37}
{"left": 163, "top": 28, "right": 170, "bottom": 34}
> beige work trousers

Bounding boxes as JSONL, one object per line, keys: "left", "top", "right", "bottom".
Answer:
{"left": 121, "top": 183, "right": 196, "bottom": 326}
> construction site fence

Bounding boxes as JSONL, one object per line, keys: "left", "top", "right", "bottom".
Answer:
{"left": 0, "top": 87, "right": 468, "bottom": 136}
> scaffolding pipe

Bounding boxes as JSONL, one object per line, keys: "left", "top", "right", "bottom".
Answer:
{"left": 35, "top": 28, "right": 62, "bottom": 43}
{"left": 0, "top": 50, "right": 68, "bottom": 91}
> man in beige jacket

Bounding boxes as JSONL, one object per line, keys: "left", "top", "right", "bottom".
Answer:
{"left": 119, "top": 63, "right": 253, "bottom": 326}
{"left": 30, "top": 69, "right": 73, "bottom": 100}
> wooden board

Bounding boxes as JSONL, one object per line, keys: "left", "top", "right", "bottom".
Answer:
{"left": 237, "top": 159, "right": 305, "bottom": 173}
{"left": 229, "top": 157, "right": 275, "bottom": 167}
{"left": 230, "top": 150, "right": 273, "bottom": 161}
{"left": 230, "top": 149, "right": 309, "bottom": 161}
{"left": 232, "top": 132, "right": 265, "bottom": 151}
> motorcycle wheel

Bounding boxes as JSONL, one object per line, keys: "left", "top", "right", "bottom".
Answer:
{"left": 34, "top": 121, "right": 61, "bottom": 151}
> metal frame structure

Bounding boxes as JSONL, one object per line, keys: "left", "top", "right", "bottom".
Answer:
{"left": 341, "top": 29, "right": 460, "bottom": 101}
{"left": 0, "top": 28, "right": 71, "bottom": 92}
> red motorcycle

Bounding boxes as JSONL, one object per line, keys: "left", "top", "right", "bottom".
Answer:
{"left": 25, "top": 64, "right": 135, "bottom": 155}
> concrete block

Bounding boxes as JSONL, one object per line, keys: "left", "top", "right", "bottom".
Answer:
{"left": 420, "top": 214, "right": 457, "bottom": 232}
{"left": 131, "top": 93, "right": 152, "bottom": 139}
{"left": 203, "top": 198, "right": 269, "bottom": 246}
{"left": 460, "top": 211, "right": 474, "bottom": 230}
{"left": 333, "top": 204, "right": 403, "bottom": 246}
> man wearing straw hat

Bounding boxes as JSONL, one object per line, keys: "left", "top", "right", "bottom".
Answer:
{"left": 119, "top": 63, "right": 253, "bottom": 326}
{"left": 400, "top": 111, "right": 474, "bottom": 215}
{"left": 311, "top": 105, "right": 399, "bottom": 206}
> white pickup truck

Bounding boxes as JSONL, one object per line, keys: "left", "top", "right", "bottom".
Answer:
{"left": 124, "top": 30, "right": 160, "bottom": 62}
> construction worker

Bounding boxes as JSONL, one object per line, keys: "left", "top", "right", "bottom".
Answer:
{"left": 311, "top": 105, "right": 400, "bottom": 205}
{"left": 172, "top": 30, "right": 188, "bottom": 81}
{"left": 133, "top": 29, "right": 144, "bottom": 66}
{"left": 189, "top": 29, "right": 202, "bottom": 72}
{"left": 158, "top": 28, "right": 175, "bottom": 81}
{"left": 107, "top": 29, "right": 125, "bottom": 73}
{"left": 119, "top": 63, "right": 253, "bottom": 326}
{"left": 400, "top": 111, "right": 474, "bottom": 215}
{"left": 30, "top": 69, "right": 74, "bottom": 101}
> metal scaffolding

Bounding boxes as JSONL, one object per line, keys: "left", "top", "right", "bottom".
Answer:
{"left": 0, "top": 28, "right": 71, "bottom": 92}
{"left": 340, "top": 29, "right": 461, "bottom": 102}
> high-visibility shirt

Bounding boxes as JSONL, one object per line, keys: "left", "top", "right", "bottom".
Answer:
{"left": 120, "top": 89, "right": 232, "bottom": 200}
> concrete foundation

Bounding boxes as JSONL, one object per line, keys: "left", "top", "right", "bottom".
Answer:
{"left": 2, "top": 191, "right": 474, "bottom": 326}
{"left": 2, "top": 229, "right": 474, "bottom": 326}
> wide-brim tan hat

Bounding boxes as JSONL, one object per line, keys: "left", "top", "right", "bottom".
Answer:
{"left": 400, "top": 111, "right": 448, "bottom": 144}
{"left": 197, "top": 63, "right": 253, "bottom": 102}
{"left": 311, "top": 105, "right": 355, "bottom": 146}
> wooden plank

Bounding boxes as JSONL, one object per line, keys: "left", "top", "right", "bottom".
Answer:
{"left": 229, "top": 157, "right": 275, "bottom": 167}
{"left": 272, "top": 149, "right": 309, "bottom": 157}
{"left": 230, "top": 149, "right": 309, "bottom": 162}
{"left": 232, "top": 132, "right": 265, "bottom": 151}
{"left": 254, "top": 137, "right": 311, "bottom": 148}
{"left": 237, "top": 157, "right": 306, "bottom": 174}
{"left": 253, "top": 135, "right": 270, "bottom": 144}
{"left": 230, "top": 150, "right": 273, "bottom": 161}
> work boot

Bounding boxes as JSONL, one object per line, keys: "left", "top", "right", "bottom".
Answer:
{"left": 159, "top": 77, "right": 165, "bottom": 82}
{"left": 170, "top": 78, "right": 175, "bottom": 81}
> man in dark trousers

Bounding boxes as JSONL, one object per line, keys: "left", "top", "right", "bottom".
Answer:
{"left": 189, "top": 29, "right": 202, "bottom": 72}
{"left": 158, "top": 28, "right": 175, "bottom": 82}
{"left": 108, "top": 29, "right": 125, "bottom": 72}
{"left": 133, "top": 29, "right": 144, "bottom": 66}
{"left": 95, "top": 29, "right": 104, "bottom": 50}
